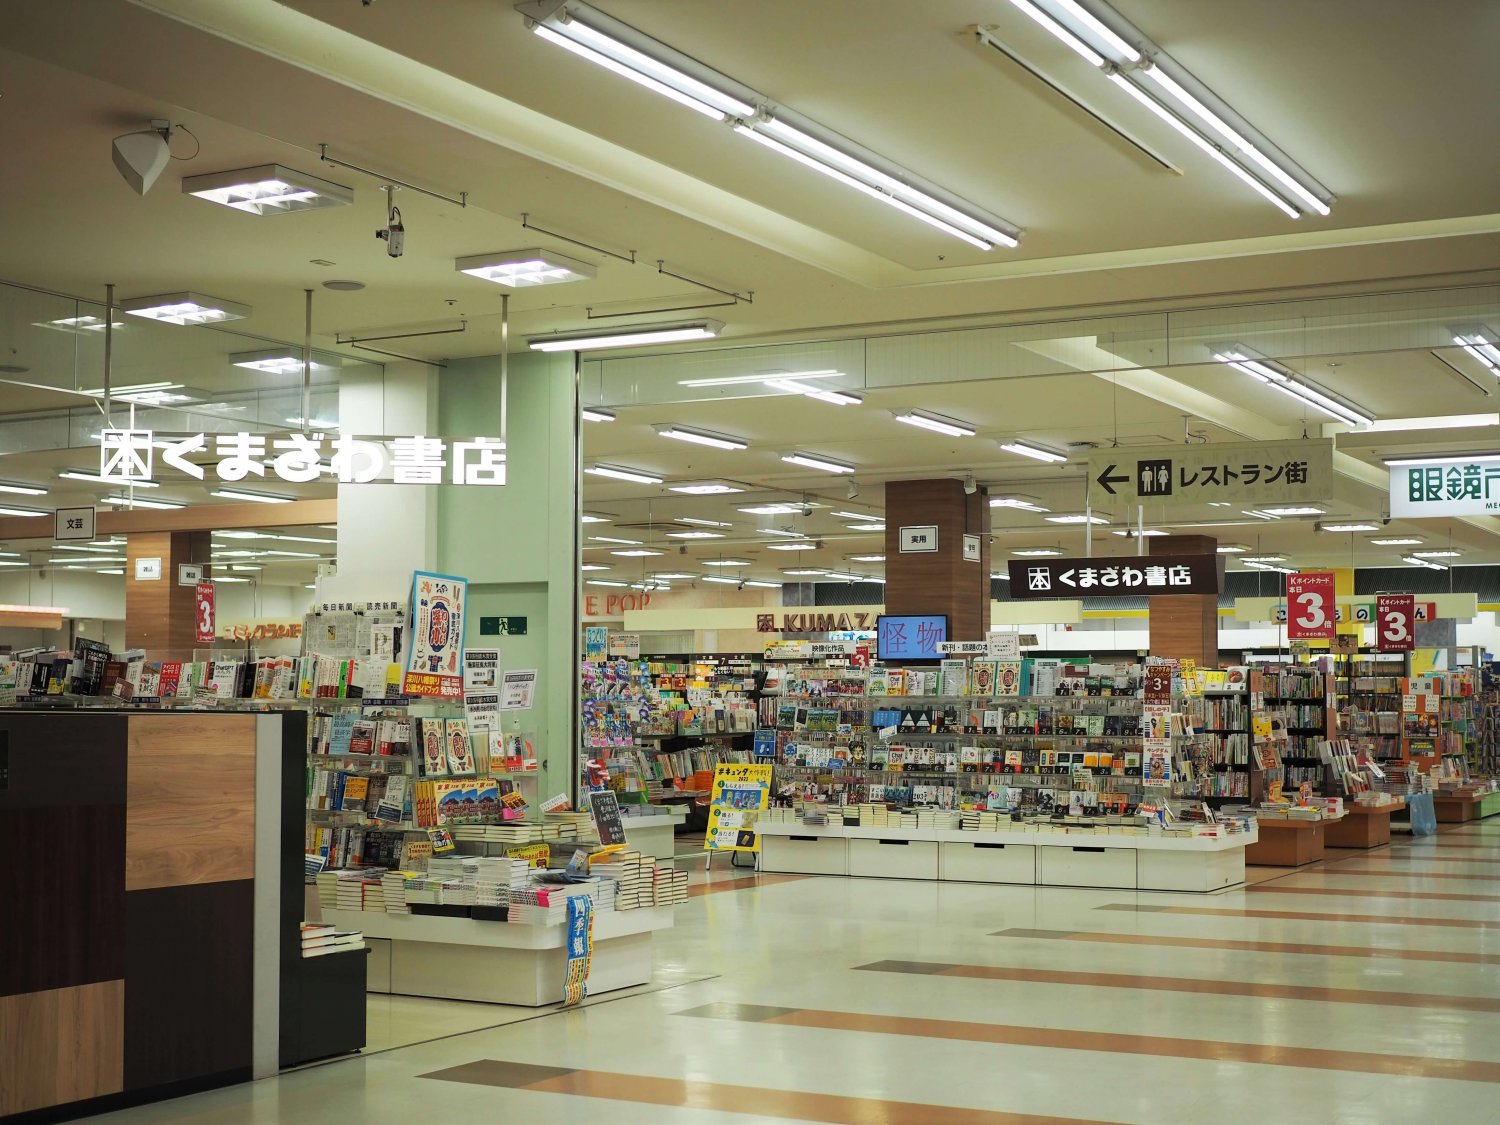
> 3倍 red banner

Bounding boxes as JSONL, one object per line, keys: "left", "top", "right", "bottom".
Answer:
{"left": 1376, "top": 593, "right": 1416, "bottom": 652}
{"left": 194, "top": 581, "right": 216, "bottom": 644}
{"left": 1285, "top": 571, "right": 1336, "bottom": 639}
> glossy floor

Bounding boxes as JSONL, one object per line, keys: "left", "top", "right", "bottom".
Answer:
{"left": 97, "top": 825, "right": 1500, "bottom": 1124}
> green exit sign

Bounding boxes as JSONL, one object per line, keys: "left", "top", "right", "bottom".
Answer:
{"left": 480, "top": 616, "right": 528, "bottom": 636}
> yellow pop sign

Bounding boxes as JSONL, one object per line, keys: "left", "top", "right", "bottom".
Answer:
{"left": 703, "top": 762, "right": 773, "bottom": 853}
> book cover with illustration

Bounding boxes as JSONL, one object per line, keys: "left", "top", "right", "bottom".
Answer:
{"left": 444, "top": 718, "right": 477, "bottom": 776}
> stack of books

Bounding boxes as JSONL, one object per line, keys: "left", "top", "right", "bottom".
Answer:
{"left": 961, "top": 809, "right": 1007, "bottom": 832}
{"left": 381, "top": 869, "right": 416, "bottom": 914}
{"left": 452, "top": 823, "right": 543, "bottom": 845}
{"left": 473, "top": 857, "right": 531, "bottom": 906}
{"left": 300, "top": 923, "right": 364, "bottom": 958}
{"left": 651, "top": 866, "right": 689, "bottom": 906}
{"left": 914, "top": 809, "right": 963, "bottom": 830}
{"left": 507, "top": 880, "right": 598, "bottom": 925}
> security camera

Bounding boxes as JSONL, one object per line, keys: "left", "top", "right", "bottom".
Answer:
{"left": 112, "top": 120, "right": 172, "bottom": 195}
{"left": 846, "top": 480, "right": 859, "bottom": 500}
{"left": 800, "top": 503, "right": 813, "bottom": 517}
{"left": 737, "top": 580, "right": 746, "bottom": 591}
{"left": 963, "top": 472, "right": 977, "bottom": 495}
{"left": 375, "top": 205, "right": 404, "bottom": 258}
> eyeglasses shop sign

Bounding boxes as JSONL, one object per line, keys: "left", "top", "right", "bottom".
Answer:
{"left": 98, "top": 428, "right": 507, "bottom": 486}
{"left": 1389, "top": 457, "right": 1500, "bottom": 517}
{"left": 1007, "top": 553, "right": 1224, "bottom": 599}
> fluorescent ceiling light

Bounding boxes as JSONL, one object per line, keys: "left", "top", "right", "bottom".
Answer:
{"left": 211, "top": 489, "right": 293, "bottom": 504}
{"left": 991, "top": 572, "right": 1010, "bottom": 580}
{"left": 1404, "top": 555, "right": 1448, "bottom": 571}
{"left": 657, "top": 425, "right": 747, "bottom": 450}
{"left": 700, "top": 574, "right": 741, "bottom": 585}
{"left": 1451, "top": 328, "right": 1500, "bottom": 373}
{"left": 229, "top": 348, "right": 331, "bottom": 375}
{"left": 670, "top": 482, "right": 745, "bottom": 495}
{"left": 702, "top": 558, "right": 752, "bottom": 566}
{"left": 581, "top": 407, "right": 616, "bottom": 422}
{"left": 586, "top": 464, "right": 664, "bottom": 484}
{"left": 739, "top": 503, "right": 802, "bottom": 515}
{"left": 1012, "top": 547, "right": 1062, "bottom": 556}
{"left": 1111, "top": 528, "right": 1167, "bottom": 537}
{"left": 761, "top": 376, "right": 862, "bottom": 406}
{"left": 611, "top": 548, "right": 664, "bottom": 557}
{"left": 1243, "top": 510, "right": 1279, "bottom": 520}
{"left": 675, "top": 517, "right": 732, "bottom": 528}
{"left": 76, "top": 381, "right": 195, "bottom": 406}
{"left": 211, "top": 576, "right": 252, "bottom": 583}
{"left": 99, "top": 569, "right": 124, "bottom": 575}
{"left": 588, "top": 535, "right": 642, "bottom": 545}
{"left": 528, "top": 320, "right": 723, "bottom": 352}
{"left": 99, "top": 496, "right": 184, "bottom": 510}
{"left": 781, "top": 452, "right": 855, "bottom": 474}
{"left": 580, "top": 563, "right": 611, "bottom": 571}
{"left": 760, "top": 528, "right": 806, "bottom": 537}
{"left": 743, "top": 580, "right": 783, "bottom": 589}
{"left": 990, "top": 496, "right": 1050, "bottom": 512}
{"left": 1242, "top": 555, "right": 1286, "bottom": 563}
{"left": 1044, "top": 514, "right": 1107, "bottom": 525}
{"left": 1334, "top": 413, "right": 1499, "bottom": 434}
{"left": 230, "top": 565, "right": 261, "bottom": 572}
{"left": 831, "top": 511, "right": 879, "bottom": 521}
{"left": 587, "top": 579, "right": 629, "bottom": 588}
{"left": 456, "top": 248, "right": 596, "bottom": 287}
{"left": 0, "top": 560, "right": 29, "bottom": 567}
{"left": 1383, "top": 453, "right": 1500, "bottom": 467}
{"left": 629, "top": 582, "right": 671, "bottom": 591}
{"left": 894, "top": 410, "right": 975, "bottom": 437}
{"left": 782, "top": 568, "right": 826, "bottom": 576}
{"left": 182, "top": 164, "right": 352, "bottom": 214}
{"left": 1412, "top": 549, "right": 1462, "bottom": 558}
{"left": 33, "top": 315, "right": 125, "bottom": 334}
{"left": 1370, "top": 537, "right": 1423, "bottom": 546}
{"left": 846, "top": 522, "right": 886, "bottom": 532}
{"left": 666, "top": 530, "right": 724, "bottom": 539}
{"left": 258, "top": 550, "right": 325, "bottom": 558}
{"left": 285, "top": 417, "right": 340, "bottom": 430}
{"left": 60, "top": 470, "right": 158, "bottom": 488}
{"left": 1211, "top": 345, "right": 1370, "bottom": 426}
{"left": 1244, "top": 561, "right": 1296, "bottom": 574}
{"left": 765, "top": 541, "right": 817, "bottom": 551}
{"left": 53, "top": 545, "right": 123, "bottom": 554}
{"left": 1257, "top": 506, "right": 1324, "bottom": 517}
{"left": 651, "top": 572, "right": 698, "bottom": 580}
{"left": 1006, "top": 0, "right": 1106, "bottom": 65}
{"left": 121, "top": 292, "right": 250, "bottom": 325}
{"left": 1000, "top": 440, "right": 1067, "bottom": 463}
{"left": 1317, "top": 522, "right": 1381, "bottom": 533}
{"left": 1217, "top": 544, "right": 1250, "bottom": 554}
{"left": 0, "top": 481, "right": 46, "bottom": 496}
{"left": 847, "top": 554, "right": 885, "bottom": 562}
{"left": 580, "top": 512, "right": 612, "bottom": 523}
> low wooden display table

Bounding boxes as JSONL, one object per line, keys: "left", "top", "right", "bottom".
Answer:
{"left": 1244, "top": 817, "right": 1328, "bottom": 866}
{"left": 1433, "top": 794, "right": 1483, "bottom": 823}
{"left": 1325, "top": 800, "right": 1405, "bottom": 849}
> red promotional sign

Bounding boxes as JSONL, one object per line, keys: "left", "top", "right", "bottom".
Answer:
{"left": 194, "top": 581, "right": 216, "bottom": 644}
{"left": 1285, "top": 571, "right": 1336, "bottom": 639}
{"left": 1376, "top": 593, "right": 1415, "bottom": 652}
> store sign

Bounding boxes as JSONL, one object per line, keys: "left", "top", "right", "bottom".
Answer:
{"left": 221, "top": 621, "right": 303, "bottom": 641}
{"left": 809, "top": 641, "right": 855, "bottom": 656}
{"left": 936, "top": 640, "right": 988, "bottom": 654}
{"left": 1286, "top": 571, "right": 1336, "bottom": 639}
{"left": 193, "top": 581, "right": 215, "bottom": 644}
{"left": 98, "top": 427, "right": 506, "bottom": 486}
{"left": 1389, "top": 457, "right": 1500, "bottom": 517}
{"left": 962, "top": 533, "right": 980, "bottom": 562}
{"left": 1377, "top": 593, "right": 1415, "bottom": 652}
{"left": 898, "top": 525, "right": 938, "bottom": 552}
{"left": 54, "top": 506, "right": 94, "bottom": 541}
{"left": 584, "top": 591, "right": 655, "bottom": 620}
{"left": 757, "top": 610, "right": 879, "bottom": 632}
{"left": 1087, "top": 438, "right": 1333, "bottom": 509}
{"left": 1007, "top": 553, "right": 1222, "bottom": 599}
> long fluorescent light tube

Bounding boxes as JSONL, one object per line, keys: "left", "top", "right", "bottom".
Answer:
{"left": 700, "top": 575, "right": 741, "bottom": 585}
{"left": 211, "top": 489, "right": 293, "bottom": 504}
{"left": 1333, "top": 413, "right": 1498, "bottom": 434}
{"left": 743, "top": 580, "right": 783, "bottom": 589}
{"left": 531, "top": 25, "right": 728, "bottom": 120}
{"left": 529, "top": 320, "right": 723, "bottom": 352}
{"left": 990, "top": 497, "right": 1050, "bottom": 512}
{"left": 666, "top": 530, "right": 724, "bottom": 539}
{"left": 1006, "top": 0, "right": 1105, "bottom": 65}
{"left": 581, "top": 407, "right": 616, "bottom": 422}
{"left": 675, "top": 517, "right": 732, "bottom": 527}
{"left": 1412, "top": 550, "right": 1461, "bottom": 558}
{"left": 588, "top": 535, "right": 642, "bottom": 545}
{"left": 702, "top": 558, "right": 751, "bottom": 566}
{"left": 831, "top": 510, "right": 879, "bottom": 521}
{"left": 1451, "top": 330, "right": 1500, "bottom": 372}
{"left": 100, "top": 496, "right": 184, "bottom": 510}
{"left": 846, "top": 522, "right": 886, "bottom": 532}
{"left": 1212, "top": 348, "right": 1370, "bottom": 426}
{"left": 579, "top": 512, "right": 612, "bottom": 523}
{"left": 611, "top": 549, "right": 663, "bottom": 557}
{"left": 585, "top": 464, "right": 664, "bottom": 484}
{"left": 894, "top": 411, "right": 975, "bottom": 437}
{"left": 657, "top": 425, "right": 747, "bottom": 450}
{"left": 1383, "top": 454, "right": 1500, "bottom": 467}
{"left": 739, "top": 504, "right": 802, "bottom": 515}
{"left": 1000, "top": 440, "right": 1067, "bottom": 463}
{"left": 0, "top": 505, "right": 48, "bottom": 517}
{"left": 1012, "top": 547, "right": 1062, "bottom": 556}
{"left": 0, "top": 482, "right": 46, "bottom": 496}
{"left": 762, "top": 377, "right": 862, "bottom": 405}
{"left": 1318, "top": 522, "right": 1381, "bottom": 533}
{"left": 753, "top": 117, "right": 1020, "bottom": 248}
{"left": 765, "top": 542, "right": 817, "bottom": 551}
{"left": 1257, "top": 506, "right": 1323, "bottom": 517}
{"left": 60, "top": 470, "right": 158, "bottom": 488}
{"left": 182, "top": 164, "right": 352, "bottom": 214}
{"left": 781, "top": 452, "right": 855, "bottom": 474}
{"left": 1404, "top": 555, "right": 1448, "bottom": 571}
{"left": 121, "top": 292, "right": 250, "bottom": 325}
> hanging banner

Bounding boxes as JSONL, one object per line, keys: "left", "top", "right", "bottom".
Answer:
{"left": 561, "top": 895, "right": 594, "bottom": 1007}
{"left": 1376, "top": 593, "right": 1416, "bottom": 652}
{"left": 703, "top": 762, "right": 773, "bottom": 852}
{"left": 1088, "top": 438, "right": 1333, "bottom": 510}
{"left": 194, "top": 581, "right": 216, "bottom": 644}
{"left": 1286, "top": 571, "right": 1336, "bottom": 639}
{"left": 402, "top": 571, "right": 467, "bottom": 698}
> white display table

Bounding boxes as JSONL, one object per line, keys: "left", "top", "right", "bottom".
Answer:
{"left": 623, "top": 806, "right": 689, "bottom": 861}
{"left": 321, "top": 907, "right": 673, "bottom": 1006}
{"left": 758, "top": 822, "right": 1255, "bottom": 892}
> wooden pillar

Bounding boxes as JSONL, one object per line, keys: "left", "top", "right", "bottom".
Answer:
{"left": 883, "top": 479, "right": 991, "bottom": 640}
{"left": 125, "top": 531, "right": 212, "bottom": 659}
{"left": 1147, "top": 533, "right": 1218, "bottom": 665}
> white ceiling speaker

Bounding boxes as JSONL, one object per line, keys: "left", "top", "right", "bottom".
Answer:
{"left": 111, "top": 121, "right": 172, "bottom": 195}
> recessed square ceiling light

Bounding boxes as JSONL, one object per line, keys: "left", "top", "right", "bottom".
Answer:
{"left": 182, "top": 164, "right": 352, "bottom": 214}
{"left": 1045, "top": 514, "right": 1108, "bottom": 525}
{"left": 739, "top": 503, "right": 802, "bottom": 515}
{"left": 456, "top": 248, "right": 596, "bottom": 287}
{"left": 765, "top": 541, "right": 817, "bottom": 551}
{"left": 121, "top": 292, "right": 250, "bottom": 325}
{"left": 1317, "top": 521, "right": 1382, "bottom": 533}
{"left": 230, "top": 348, "right": 335, "bottom": 375}
{"left": 33, "top": 315, "right": 126, "bottom": 335}
{"left": 1370, "top": 537, "right": 1423, "bottom": 546}
{"left": 1217, "top": 544, "right": 1250, "bottom": 553}
{"left": 1111, "top": 528, "right": 1166, "bottom": 537}
{"left": 670, "top": 482, "right": 745, "bottom": 495}
{"left": 611, "top": 548, "right": 664, "bottom": 557}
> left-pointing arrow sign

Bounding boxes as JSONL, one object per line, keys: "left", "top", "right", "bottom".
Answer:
{"left": 1096, "top": 464, "right": 1129, "bottom": 495}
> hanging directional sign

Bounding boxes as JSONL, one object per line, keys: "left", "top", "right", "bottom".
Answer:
{"left": 1007, "top": 553, "right": 1222, "bottom": 599}
{"left": 1389, "top": 456, "right": 1500, "bottom": 517}
{"left": 1087, "top": 438, "right": 1333, "bottom": 510}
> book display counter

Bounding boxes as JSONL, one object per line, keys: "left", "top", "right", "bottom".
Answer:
{"left": 1324, "top": 797, "right": 1405, "bottom": 848}
{"left": 622, "top": 805, "right": 691, "bottom": 860}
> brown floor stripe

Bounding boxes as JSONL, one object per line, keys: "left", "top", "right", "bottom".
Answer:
{"left": 1396, "top": 843, "right": 1500, "bottom": 852}
{"left": 854, "top": 960, "right": 1500, "bottom": 1012}
{"left": 1278, "top": 868, "right": 1500, "bottom": 883}
{"left": 685, "top": 873, "right": 808, "bottom": 899}
{"left": 1246, "top": 883, "right": 1500, "bottom": 903}
{"left": 991, "top": 927, "right": 1500, "bottom": 965}
{"left": 421, "top": 1057, "right": 1107, "bottom": 1124}
{"left": 680, "top": 1002, "right": 1500, "bottom": 1084}
{"left": 1097, "top": 902, "right": 1498, "bottom": 930}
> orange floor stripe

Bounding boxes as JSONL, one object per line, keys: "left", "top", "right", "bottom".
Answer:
{"left": 685, "top": 873, "right": 807, "bottom": 899}
{"left": 991, "top": 927, "right": 1500, "bottom": 965}
{"left": 854, "top": 959, "right": 1500, "bottom": 1011}
{"left": 680, "top": 1003, "right": 1500, "bottom": 1084}
{"left": 1246, "top": 883, "right": 1500, "bottom": 903}
{"left": 1275, "top": 867, "right": 1500, "bottom": 883}
{"left": 421, "top": 1058, "right": 1108, "bottom": 1124}
{"left": 1097, "top": 903, "right": 1498, "bottom": 930}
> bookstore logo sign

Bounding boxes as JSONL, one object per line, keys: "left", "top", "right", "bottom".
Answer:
{"left": 97, "top": 428, "right": 507, "bottom": 487}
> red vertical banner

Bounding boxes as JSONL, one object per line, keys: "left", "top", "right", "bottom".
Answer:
{"left": 194, "top": 580, "right": 216, "bottom": 644}
{"left": 1286, "top": 571, "right": 1336, "bottom": 639}
{"left": 1376, "top": 593, "right": 1415, "bottom": 652}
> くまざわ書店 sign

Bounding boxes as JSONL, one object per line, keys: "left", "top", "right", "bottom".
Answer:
{"left": 1007, "top": 553, "right": 1223, "bottom": 599}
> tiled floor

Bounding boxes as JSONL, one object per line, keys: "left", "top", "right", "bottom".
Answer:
{"left": 94, "top": 825, "right": 1500, "bottom": 1123}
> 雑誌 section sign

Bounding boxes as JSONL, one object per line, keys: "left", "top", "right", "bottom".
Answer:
{"left": 1087, "top": 438, "right": 1333, "bottom": 510}
{"left": 1389, "top": 456, "right": 1500, "bottom": 517}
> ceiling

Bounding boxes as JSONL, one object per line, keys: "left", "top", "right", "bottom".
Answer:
{"left": 0, "top": 0, "right": 1498, "bottom": 596}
